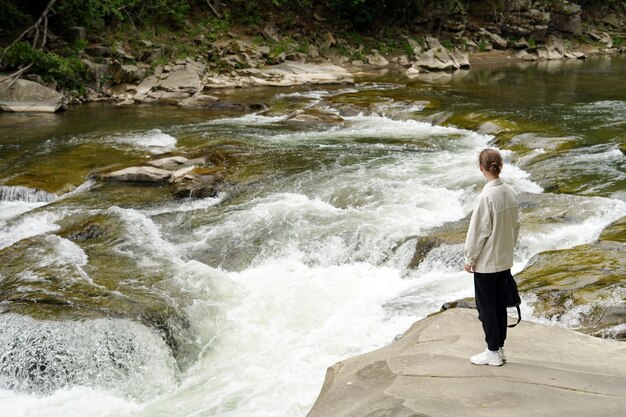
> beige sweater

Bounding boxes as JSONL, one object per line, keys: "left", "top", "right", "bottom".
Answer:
{"left": 464, "top": 178, "right": 520, "bottom": 273}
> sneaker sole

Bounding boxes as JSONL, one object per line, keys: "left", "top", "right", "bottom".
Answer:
{"left": 471, "top": 359, "right": 504, "bottom": 366}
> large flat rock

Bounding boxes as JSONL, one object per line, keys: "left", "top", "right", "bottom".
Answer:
{"left": 0, "top": 78, "right": 65, "bottom": 112}
{"left": 307, "top": 309, "right": 626, "bottom": 417}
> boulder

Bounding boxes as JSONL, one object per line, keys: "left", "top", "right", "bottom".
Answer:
{"left": 414, "top": 48, "right": 458, "bottom": 71}
{"left": 244, "top": 62, "right": 353, "bottom": 86}
{"left": 307, "top": 309, "right": 626, "bottom": 417}
{"left": 101, "top": 166, "right": 172, "bottom": 183}
{"left": 0, "top": 78, "right": 66, "bottom": 112}
{"left": 480, "top": 29, "right": 508, "bottom": 50}
{"left": 283, "top": 109, "right": 344, "bottom": 127}
{"left": 144, "top": 91, "right": 191, "bottom": 105}
{"left": 365, "top": 51, "right": 389, "bottom": 67}
{"left": 111, "top": 63, "right": 146, "bottom": 84}
{"left": 517, "top": 50, "right": 538, "bottom": 61}
{"left": 82, "top": 59, "right": 109, "bottom": 87}
{"left": 135, "top": 75, "right": 158, "bottom": 97}
{"left": 158, "top": 69, "right": 200, "bottom": 93}
{"left": 407, "top": 236, "right": 444, "bottom": 269}
{"left": 517, "top": 240, "right": 626, "bottom": 338}
{"left": 172, "top": 173, "right": 224, "bottom": 199}
{"left": 177, "top": 94, "right": 219, "bottom": 109}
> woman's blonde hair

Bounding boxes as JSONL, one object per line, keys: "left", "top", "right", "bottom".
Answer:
{"left": 479, "top": 148, "right": 503, "bottom": 174}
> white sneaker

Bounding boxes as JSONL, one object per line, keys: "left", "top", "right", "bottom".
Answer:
{"left": 470, "top": 349, "right": 503, "bottom": 366}
{"left": 499, "top": 348, "right": 506, "bottom": 363}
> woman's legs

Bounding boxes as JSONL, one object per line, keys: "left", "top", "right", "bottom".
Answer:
{"left": 474, "top": 270, "right": 508, "bottom": 351}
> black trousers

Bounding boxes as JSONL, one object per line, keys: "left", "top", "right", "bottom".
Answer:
{"left": 474, "top": 269, "right": 509, "bottom": 352}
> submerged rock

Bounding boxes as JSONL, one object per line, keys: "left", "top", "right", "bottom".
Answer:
{"left": 101, "top": 166, "right": 173, "bottom": 183}
{"left": 283, "top": 109, "right": 344, "bottom": 127}
{"left": 307, "top": 309, "right": 626, "bottom": 417}
{"left": 0, "top": 78, "right": 66, "bottom": 112}
{"left": 172, "top": 173, "right": 224, "bottom": 199}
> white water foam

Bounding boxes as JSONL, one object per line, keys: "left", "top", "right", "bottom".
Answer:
{"left": 113, "top": 129, "right": 177, "bottom": 153}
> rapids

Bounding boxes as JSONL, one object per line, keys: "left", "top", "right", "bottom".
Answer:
{"left": 0, "top": 56, "right": 625, "bottom": 417}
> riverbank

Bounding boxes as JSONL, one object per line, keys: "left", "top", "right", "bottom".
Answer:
{"left": 1, "top": 1, "right": 625, "bottom": 111}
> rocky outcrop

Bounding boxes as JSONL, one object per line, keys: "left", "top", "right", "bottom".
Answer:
{"left": 307, "top": 308, "right": 626, "bottom": 417}
{"left": 0, "top": 78, "right": 66, "bottom": 112}
{"left": 517, "top": 234, "right": 626, "bottom": 339}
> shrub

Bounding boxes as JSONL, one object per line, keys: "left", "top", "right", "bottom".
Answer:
{"left": 2, "top": 42, "right": 85, "bottom": 89}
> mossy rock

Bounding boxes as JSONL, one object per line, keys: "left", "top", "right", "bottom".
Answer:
{"left": 599, "top": 216, "right": 626, "bottom": 243}
{"left": 0, "top": 219, "right": 194, "bottom": 359}
{"left": 517, "top": 241, "right": 626, "bottom": 338}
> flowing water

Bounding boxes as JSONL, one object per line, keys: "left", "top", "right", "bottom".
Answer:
{"left": 0, "top": 56, "right": 625, "bottom": 417}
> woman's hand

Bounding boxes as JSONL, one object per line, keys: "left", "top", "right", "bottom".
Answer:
{"left": 464, "top": 264, "right": 474, "bottom": 273}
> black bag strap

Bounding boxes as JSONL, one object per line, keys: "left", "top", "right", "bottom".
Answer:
{"left": 508, "top": 305, "right": 521, "bottom": 328}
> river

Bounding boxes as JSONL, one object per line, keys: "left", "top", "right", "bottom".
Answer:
{"left": 0, "top": 56, "right": 625, "bottom": 417}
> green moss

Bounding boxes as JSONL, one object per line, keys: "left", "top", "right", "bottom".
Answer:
{"left": 599, "top": 216, "right": 626, "bottom": 243}
{"left": 517, "top": 241, "right": 626, "bottom": 333}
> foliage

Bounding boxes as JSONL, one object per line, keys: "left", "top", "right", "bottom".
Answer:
{"left": 2, "top": 42, "right": 85, "bottom": 89}
{"left": 52, "top": 0, "right": 192, "bottom": 31}
{"left": 612, "top": 37, "right": 624, "bottom": 47}
{"left": 0, "top": 0, "right": 31, "bottom": 35}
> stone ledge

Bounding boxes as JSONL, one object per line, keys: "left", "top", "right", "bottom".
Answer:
{"left": 307, "top": 308, "right": 626, "bottom": 417}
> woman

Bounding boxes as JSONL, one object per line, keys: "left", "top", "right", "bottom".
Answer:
{"left": 464, "top": 148, "right": 520, "bottom": 366}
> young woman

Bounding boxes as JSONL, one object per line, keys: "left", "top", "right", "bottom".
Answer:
{"left": 464, "top": 148, "right": 520, "bottom": 366}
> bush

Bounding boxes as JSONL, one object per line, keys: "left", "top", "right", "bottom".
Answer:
{"left": 2, "top": 42, "right": 85, "bottom": 89}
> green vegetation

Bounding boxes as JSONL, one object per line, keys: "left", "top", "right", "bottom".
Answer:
{"left": 3, "top": 42, "right": 85, "bottom": 89}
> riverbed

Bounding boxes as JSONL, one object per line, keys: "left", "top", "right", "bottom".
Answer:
{"left": 1, "top": 56, "right": 625, "bottom": 417}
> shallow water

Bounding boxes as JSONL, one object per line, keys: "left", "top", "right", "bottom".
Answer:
{"left": 0, "top": 56, "right": 625, "bottom": 417}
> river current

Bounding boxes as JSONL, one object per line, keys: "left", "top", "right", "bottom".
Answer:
{"left": 0, "top": 56, "right": 625, "bottom": 416}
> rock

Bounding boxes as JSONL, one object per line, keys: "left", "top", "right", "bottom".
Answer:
{"left": 135, "top": 75, "right": 158, "bottom": 97}
{"left": 244, "top": 62, "right": 353, "bottom": 86}
{"left": 189, "top": 100, "right": 264, "bottom": 112}
{"left": 113, "top": 41, "right": 134, "bottom": 61}
{"left": 177, "top": 94, "right": 219, "bottom": 109}
{"left": 284, "top": 109, "right": 344, "bottom": 127}
{"left": 550, "top": 12, "right": 582, "bottom": 36}
{"left": 307, "top": 309, "right": 626, "bottom": 417}
{"left": 144, "top": 91, "right": 191, "bottom": 105}
{"left": 82, "top": 59, "right": 109, "bottom": 87}
{"left": 101, "top": 166, "right": 173, "bottom": 183}
{"left": 450, "top": 49, "right": 470, "bottom": 68}
{"left": 480, "top": 29, "right": 508, "bottom": 50}
{"left": 324, "top": 32, "right": 337, "bottom": 48}
{"left": 599, "top": 32, "right": 613, "bottom": 48}
{"left": 517, "top": 240, "right": 626, "bottom": 337}
{"left": 158, "top": 69, "right": 200, "bottom": 93}
{"left": 517, "top": 50, "right": 538, "bottom": 61}
{"left": 307, "top": 45, "right": 320, "bottom": 59}
{"left": 407, "top": 236, "right": 444, "bottom": 269}
{"left": 537, "top": 47, "right": 562, "bottom": 60}
{"left": 415, "top": 48, "right": 457, "bottom": 71}
{"left": 262, "top": 26, "right": 280, "bottom": 43}
{"left": 440, "top": 297, "right": 476, "bottom": 311}
{"left": 514, "top": 37, "right": 530, "bottom": 49}
{"left": 168, "top": 166, "right": 196, "bottom": 183}
{"left": 148, "top": 156, "right": 191, "bottom": 170}
{"left": 365, "top": 51, "right": 389, "bottom": 67}
{"left": 111, "top": 63, "right": 146, "bottom": 84}
{"left": 172, "top": 174, "right": 224, "bottom": 199}
{"left": 0, "top": 78, "right": 66, "bottom": 112}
